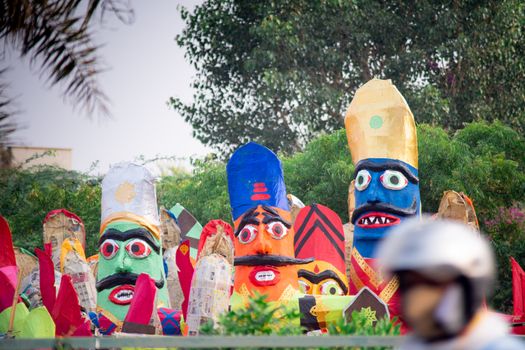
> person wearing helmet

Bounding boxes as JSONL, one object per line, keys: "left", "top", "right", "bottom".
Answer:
{"left": 377, "top": 218, "right": 524, "bottom": 350}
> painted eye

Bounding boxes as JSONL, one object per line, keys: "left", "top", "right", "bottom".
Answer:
{"left": 355, "top": 170, "right": 372, "bottom": 191}
{"left": 266, "top": 221, "right": 288, "bottom": 240}
{"left": 320, "top": 280, "right": 344, "bottom": 296}
{"left": 100, "top": 239, "right": 119, "bottom": 260}
{"left": 125, "top": 239, "right": 152, "bottom": 258}
{"left": 298, "top": 280, "right": 311, "bottom": 294}
{"left": 238, "top": 224, "right": 257, "bottom": 244}
{"left": 380, "top": 170, "right": 408, "bottom": 190}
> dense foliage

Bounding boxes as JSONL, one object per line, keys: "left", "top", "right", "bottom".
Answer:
{"left": 201, "top": 293, "right": 399, "bottom": 349}
{"left": 172, "top": 0, "right": 525, "bottom": 156}
{"left": 0, "top": 165, "right": 102, "bottom": 255}
{"left": 200, "top": 293, "right": 304, "bottom": 335}
{"left": 0, "top": 121, "right": 523, "bottom": 311}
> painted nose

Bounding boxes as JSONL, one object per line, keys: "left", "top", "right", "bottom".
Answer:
{"left": 366, "top": 178, "right": 386, "bottom": 204}
{"left": 253, "top": 226, "right": 272, "bottom": 255}
{"left": 115, "top": 252, "right": 132, "bottom": 273}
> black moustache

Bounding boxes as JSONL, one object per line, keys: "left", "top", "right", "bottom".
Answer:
{"left": 351, "top": 198, "right": 418, "bottom": 224}
{"left": 234, "top": 254, "right": 314, "bottom": 267}
{"left": 96, "top": 272, "right": 165, "bottom": 292}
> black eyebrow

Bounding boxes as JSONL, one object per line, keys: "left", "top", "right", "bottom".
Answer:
{"left": 298, "top": 269, "right": 348, "bottom": 295}
{"left": 262, "top": 212, "right": 291, "bottom": 228}
{"left": 234, "top": 207, "right": 260, "bottom": 236}
{"left": 99, "top": 228, "right": 160, "bottom": 254}
{"left": 354, "top": 159, "right": 419, "bottom": 184}
{"left": 261, "top": 205, "right": 291, "bottom": 227}
{"left": 261, "top": 205, "right": 279, "bottom": 216}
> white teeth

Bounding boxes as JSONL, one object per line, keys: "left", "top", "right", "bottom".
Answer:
{"left": 255, "top": 271, "right": 275, "bottom": 282}
{"left": 360, "top": 216, "right": 394, "bottom": 226}
{"left": 115, "top": 290, "right": 134, "bottom": 301}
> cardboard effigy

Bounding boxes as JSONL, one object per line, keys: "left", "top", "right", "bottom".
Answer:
{"left": 96, "top": 162, "right": 170, "bottom": 325}
{"left": 345, "top": 78, "right": 421, "bottom": 320}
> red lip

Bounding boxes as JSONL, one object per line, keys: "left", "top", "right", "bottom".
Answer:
{"left": 357, "top": 212, "right": 401, "bottom": 228}
{"left": 249, "top": 266, "right": 281, "bottom": 286}
{"left": 109, "top": 284, "right": 135, "bottom": 305}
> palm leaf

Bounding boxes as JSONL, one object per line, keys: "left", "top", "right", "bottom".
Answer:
{"left": 0, "top": 0, "right": 134, "bottom": 118}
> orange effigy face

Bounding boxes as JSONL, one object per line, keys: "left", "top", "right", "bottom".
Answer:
{"left": 233, "top": 205, "right": 312, "bottom": 301}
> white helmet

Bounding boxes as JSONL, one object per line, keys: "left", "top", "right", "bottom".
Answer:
{"left": 377, "top": 217, "right": 495, "bottom": 290}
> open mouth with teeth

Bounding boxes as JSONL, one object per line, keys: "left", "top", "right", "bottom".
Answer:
{"left": 357, "top": 212, "right": 400, "bottom": 228}
{"left": 109, "top": 284, "right": 135, "bottom": 305}
{"left": 249, "top": 266, "right": 281, "bottom": 286}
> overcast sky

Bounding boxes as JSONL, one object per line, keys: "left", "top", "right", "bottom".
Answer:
{"left": 6, "top": 0, "right": 209, "bottom": 174}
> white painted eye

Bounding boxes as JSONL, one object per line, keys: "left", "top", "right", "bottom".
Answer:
{"left": 238, "top": 224, "right": 257, "bottom": 244}
{"left": 100, "top": 239, "right": 119, "bottom": 260}
{"left": 125, "top": 239, "right": 152, "bottom": 259}
{"left": 355, "top": 169, "right": 372, "bottom": 191}
{"left": 267, "top": 221, "right": 288, "bottom": 240}
{"left": 380, "top": 170, "right": 408, "bottom": 190}
{"left": 320, "top": 280, "right": 344, "bottom": 296}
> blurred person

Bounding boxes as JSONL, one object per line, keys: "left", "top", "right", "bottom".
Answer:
{"left": 377, "top": 218, "right": 525, "bottom": 350}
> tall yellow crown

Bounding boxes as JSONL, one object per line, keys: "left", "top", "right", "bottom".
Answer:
{"left": 344, "top": 79, "right": 418, "bottom": 169}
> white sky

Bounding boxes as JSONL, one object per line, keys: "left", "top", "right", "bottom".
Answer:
{"left": 6, "top": 0, "right": 210, "bottom": 174}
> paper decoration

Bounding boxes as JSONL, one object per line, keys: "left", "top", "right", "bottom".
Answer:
{"left": 343, "top": 287, "right": 389, "bottom": 325}
{"left": 287, "top": 194, "right": 305, "bottom": 225}
{"left": 60, "top": 238, "right": 97, "bottom": 312}
{"left": 176, "top": 240, "right": 194, "bottom": 320}
{"left": 52, "top": 274, "right": 85, "bottom": 336}
{"left": 100, "top": 162, "right": 160, "bottom": 237}
{"left": 157, "top": 307, "right": 182, "bottom": 335}
{"left": 121, "top": 273, "right": 160, "bottom": 335}
{"left": 187, "top": 221, "right": 234, "bottom": 335}
{"left": 298, "top": 294, "right": 355, "bottom": 331}
{"left": 169, "top": 203, "right": 202, "bottom": 259}
{"left": 436, "top": 190, "right": 479, "bottom": 230}
{"left": 17, "top": 306, "right": 55, "bottom": 338}
{"left": 43, "top": 209, "right": 86, "bottom": 267}
{"left": 0, "top": 216, "right": 17, "bottom": 313}
{"left": 159, "top": 206, "right": 181, "bottom": 250}
{"left": 294, "top": 204, "right": 348, "bottom": 296}
{"left": 227, "top": 142, "right": 290, "bottom": 220}
{"left": 36, "top": 248, "right": 56, "bottom": 315}
{"left": 0, "top": 302, "right": 29, "bottom": 335}
{"left": 511, "top": 258, "right": 525, "bottom": 334}
{"left": 14, "top": 248, "right": 38, "bottom": 283}
{"left": 164, "top": 246, "right": 184, "bottom": 310}
{"left": 97, "top": 162, "right": 169, "bottom": 324}
{"left": 20, "top": 265, "right": 62, "bottom": 310}
{"left": 197, "top": 220, "right": 234, "bottom": 262}
{"left": 345, "top": 79, "right": 418, "bottom": 169}
{"left": 186, "top": 254, "right": 232, "bottom": 335}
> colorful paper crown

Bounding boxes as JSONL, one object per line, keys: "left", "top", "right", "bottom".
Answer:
{"left": 100, "top": 162, "right": 160, "bottom": 238}
{"left": 227, "top": 142, "right": 289, "bottom": 220}
{"left": 344, "top": 79, "right": 418, "bottom": 169}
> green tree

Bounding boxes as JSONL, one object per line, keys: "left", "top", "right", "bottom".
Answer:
{"left": 172, "top": 0, "right": 525, "bottom": 156}
{"left": 0, "top": 165, "right": 101, "bottom": 255}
